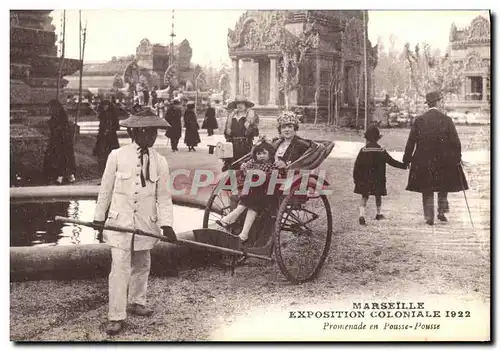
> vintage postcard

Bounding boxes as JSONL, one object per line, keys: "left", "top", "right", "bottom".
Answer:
{"left": 9, "top": 8, "right": 491, "bottom": 342}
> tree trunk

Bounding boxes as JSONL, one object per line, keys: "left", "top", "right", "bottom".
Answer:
{"left": 355, "top": 97, "right": 359, "bottom": 131}
{"left": 314, "top": 102, "right": 318, "bottom": 125}
{"left": 327, "top": 88, "right": 331, "bottom": 125}
{"left": 334, "top": 94, "right": 338, "bottom": 128}
{"left": 284, "top": 89, "right": 289, "bottom": 111}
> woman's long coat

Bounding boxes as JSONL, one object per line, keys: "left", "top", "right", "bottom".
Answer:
{"left": 183, "top": 110, "right": 201, "bottom": 146}
{"left": 224, "top": 109, "right": 259, "bottom": 162}
{"left": 202, "top": 107, "right": 218, "bottom": 129}
{"left": 403, "top": 108, "right": 469, "bottom": 193}
{"left": 93, "top": 143, "right": 173, "bottom": 251}
{"left": 43, "top": 111, "right": 77, "bottom": 179}
{"left": 165, "top": 106, "right": 182, "bottom": 139}
{"left": 93, "top": 107, "right": 120, "bottom": 159}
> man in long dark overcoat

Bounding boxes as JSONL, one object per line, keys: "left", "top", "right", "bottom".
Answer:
{"left": 403, "top": 91, "right": 469, "bottom": 225}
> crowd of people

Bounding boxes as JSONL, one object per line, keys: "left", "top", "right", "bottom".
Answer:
{"left": 42, "top": 89, "right": 227, "bottom": 185}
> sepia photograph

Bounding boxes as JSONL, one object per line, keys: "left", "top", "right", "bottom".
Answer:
{"left": 8, "top": 5, "right": 491, "bottom": 342}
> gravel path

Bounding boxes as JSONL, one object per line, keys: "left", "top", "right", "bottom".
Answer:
{"left": 10, "top": 127, "right": 490, "bottom": 341}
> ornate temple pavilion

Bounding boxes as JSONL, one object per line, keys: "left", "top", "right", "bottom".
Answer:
{"left": 446, "top": 15, "right": 490, "bottom": 119}
{"left": 227, "top": 10, "right": 378, "bottom": 122}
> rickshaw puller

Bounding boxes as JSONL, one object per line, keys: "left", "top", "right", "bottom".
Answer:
{"left": 93, "top": 113, "right": 177, "bottom": 336}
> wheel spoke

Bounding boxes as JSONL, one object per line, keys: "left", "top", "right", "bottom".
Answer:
{"left": 274, "top": 191, "right": 333, "bottom": 283}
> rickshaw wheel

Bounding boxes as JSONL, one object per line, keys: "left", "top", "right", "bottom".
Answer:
{"left": 273, "top": 187, "right": 333, "bottom": 284}
{"left": 202, "top": 183, "right": 247, "bottom": 267}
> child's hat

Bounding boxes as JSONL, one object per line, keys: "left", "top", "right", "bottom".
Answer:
{"left": 364, "top": 126, "right": 382, "bottom": 140}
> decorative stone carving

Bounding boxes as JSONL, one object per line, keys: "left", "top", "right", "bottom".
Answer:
{"left": 10, "top": 26, "right": 56, "bottom": 48}
{"left": 449, "top": 22, "right": 457, "bottom": 42}
{"left": 175, "top": 39, "right": 192, "bottom": 71}
{"left": 113, "top": 74, "right": 124, "bottom": 89}
{"left": 163, "top": 63, "right": 179, "bottom": 89}
{"left": 227, "top": 10, "right": 376, "bottom": 112}
{"left": 124, "top": 61, "right": 140, "bottom": 88}
{"left": 10, "top": 10, "right": 80, "bottom": 115}
{"left": 465, "top": 51, "right": 482, "bottom": 71}
{"left": 468, "top": 16, "right": 490, "bottom": 40}
{"left": 227, "top": 11, "right": 288, "bottom": 52}
{"left": 343, "top": 18, "right": 362, "bottom": 56}
{"left": 10, "top": 63, "right": 30, "bottom": 79}
{"left": 136, "top": 38, "right": 152, "bottom": 55}
{"left": 450, "top": 16, "right": 490, "bottom": 49}
{"left": 218, "top": 73, "right": 231, "bottom": 91}
{"left": 10, "top": 13, "right": 19, "bottom": 26}
{"left": 242, "top": 81, "right": 251, "bottom": 98}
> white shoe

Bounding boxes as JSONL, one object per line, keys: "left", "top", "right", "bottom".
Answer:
{"left": 56, "top": 176, "right": 64, "bottom": 185}
{"left": 68, "top": 174, "right": 76, "bottom": 183}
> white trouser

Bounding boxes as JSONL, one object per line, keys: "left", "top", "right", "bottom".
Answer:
{"left": 108, "top": 247, "right": 151, "bottom": 321}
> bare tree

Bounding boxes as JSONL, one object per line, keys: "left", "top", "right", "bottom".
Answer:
{"left": 327, "top": 59, "right": 341, "bottom": 126}
{"left": 277, "top": 15, "right": 320, "bottom": 111}
{"left": 56, "top": 10, "right": 66, "bottom": 101}
{"left": 353, "top": 65, "right": 363, "bottom": 131}
{"left": 404, "top": 42, "right": 463, "bottom": 99}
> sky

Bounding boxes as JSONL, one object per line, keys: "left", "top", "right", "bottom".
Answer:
{"left": 50, "top": 9, "right": 489, "bottom": 69}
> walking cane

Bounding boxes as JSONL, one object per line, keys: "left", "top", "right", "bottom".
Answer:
{"left": 458, "top": 162, "right": 474, "bottom": 229}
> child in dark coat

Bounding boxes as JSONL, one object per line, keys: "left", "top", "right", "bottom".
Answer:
{"left": 216, "top": 140, "right": 277, "bottom": 244}
{"left": 353, "top": 126, "right": 407, "bottom": 225}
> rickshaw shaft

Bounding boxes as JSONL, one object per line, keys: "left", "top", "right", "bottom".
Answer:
{"left": 54, "top": 216, "right": 273, "bottom": 262}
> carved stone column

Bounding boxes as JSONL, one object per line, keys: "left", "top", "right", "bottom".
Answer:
{"left": 268, "top": 54, "right": 279, "bottom": 106}
{"left": 240, "top": 58, "right": 252, "bottom": 99}
{"left": 482, "top": 75, "right": 488, "bottom": 101}
{"left": 252, "top": 59, "right": 259, "bottom": 105}
{"left": 461, "top": 78, "right": 466, "bottom": 101}
{"left": 230, "top": 56, "right": 239, "bottom": 98}
{"left": 464, "top": 76, "right": 470, "bottom": 101}
{"left": 315, "top": 54, "right": 321, "bottom": 96}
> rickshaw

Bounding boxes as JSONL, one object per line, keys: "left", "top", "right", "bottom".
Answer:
{"left": 201, "top": 137, "right": 335, "bottom": 284}
{"left": 56, "top": 138, "right": 335, "bottom": 285}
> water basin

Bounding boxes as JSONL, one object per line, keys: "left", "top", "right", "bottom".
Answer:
{"left": 10, "top": 200, "right": 205, "bottom": 247}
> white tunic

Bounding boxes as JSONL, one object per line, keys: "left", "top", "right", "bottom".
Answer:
{"left": 94, "top": 143, "right": 173, "bottom": 251}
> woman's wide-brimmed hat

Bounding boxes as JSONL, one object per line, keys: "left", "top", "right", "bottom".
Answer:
{"left": 277, "top": 111, "right": 300, "bottom": 127}
{"left": 186, "top": 100, "right": 195, "bottom": 106}
{"left": 364, "top": 126, "right": 382, "bottom": 141}
{"left": 227, "top": 95, "right": 255, "bottom": 110}
{"left": 120, "top": 109, "right": 171, "bottom": 129}
{"left": 172, "top": 99, "right": 181, "bottom": 105}
{"left": 425, "top": 91, "right": 442, "bottom": 105}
